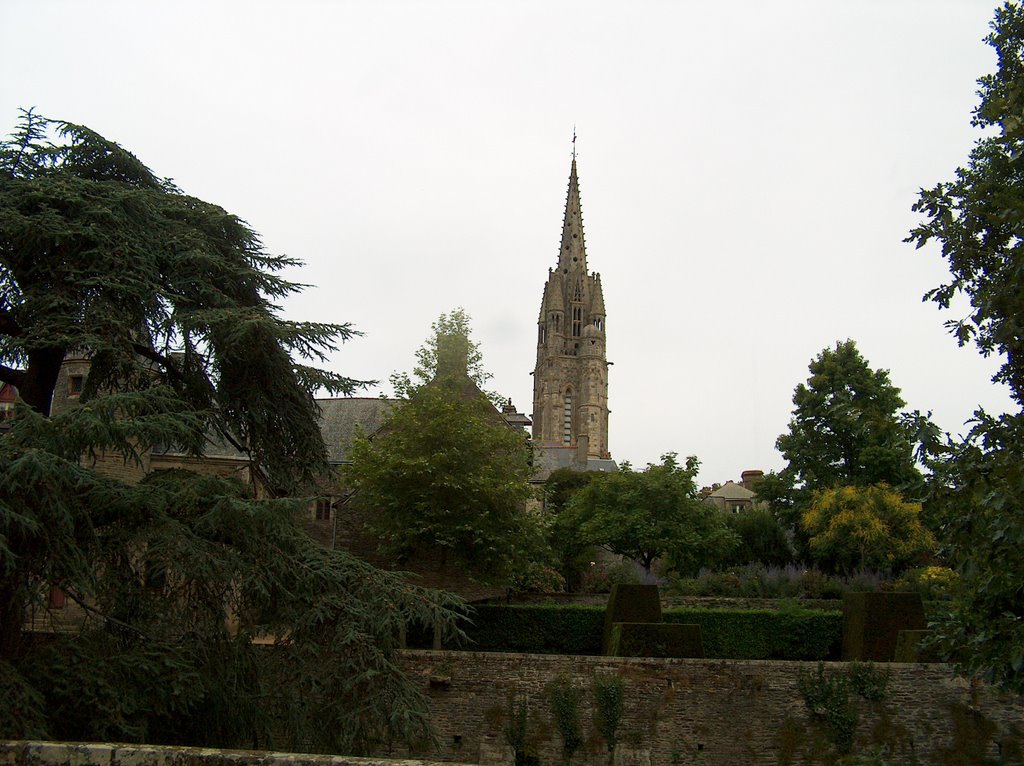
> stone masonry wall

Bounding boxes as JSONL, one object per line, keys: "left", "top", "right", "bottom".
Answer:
{"left": 0, "top": 742, "right": 464, "bottom": 766}
{"left": 400, "top": 651, "right": 1024, "bottom": 766}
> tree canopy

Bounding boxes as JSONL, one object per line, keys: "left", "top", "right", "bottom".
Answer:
{"left": 801, "top": 484, "right": 935, "bottom": 575}
{"left": 762, "top": 340, "right": 925, "bottom": 557}
{"left": 568, "top": 453, "right": 737, "bottom": 576}
{"left": 347, "top": 314, "right": 539, "bottom": 582}
{"left": 776, "top": 340, "right": 922, "bottom": 493}
{"left": 0, "top": 112, "right": 462, "bottom": 749}
{"left": 389, "top": 307, "right": 502, "bottom": 405}
{"left": 0, "top": 109, "right": 360, "bottom": 494}
{"left": 907, "top": 2, "right": 1024, "bottom": 693}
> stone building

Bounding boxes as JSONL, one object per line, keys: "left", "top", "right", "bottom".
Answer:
{"left": 531, "top": 157, "right": 615, "bottom": 480}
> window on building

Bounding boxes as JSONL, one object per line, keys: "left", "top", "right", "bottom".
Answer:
{"left": 562, "top": 391, "right": 572, "bottom": 444}
{"left": 315, "top": 497, "right": 332, "bottom": 521}
{"left": 595, "top": 317, "right": 603, "bottom": 331}
{"left": 572, "top": 306, "right": 582, "bottom": 337}
{"left": 0, "top": 402, "right": 13, "bottom": 421}
{"left": 539, "top": 324, "right": 546, "bottom": 344}
{"left": 68, "top": 375, "right": 84, "bottom": 397}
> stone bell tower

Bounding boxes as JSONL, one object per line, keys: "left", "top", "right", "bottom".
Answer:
{"left": 531, "top": 155, "right": 610, "bottom": 460}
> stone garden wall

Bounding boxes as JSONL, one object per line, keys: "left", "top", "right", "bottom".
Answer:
{"left": 400, "top": 650, "right": 1024, "bottom": 766}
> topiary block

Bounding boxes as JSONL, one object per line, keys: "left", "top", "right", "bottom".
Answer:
{"left": 609, "top": 623, "right": 704, "bottom": 658}
{"left": 842, "top": 591, "right": 926, "bottom": 662}
{"left": 894, "top": 629, "right": 940, "bottom": 663}
{"left": 602, "top": 584, "right": 662, "bottom": 654}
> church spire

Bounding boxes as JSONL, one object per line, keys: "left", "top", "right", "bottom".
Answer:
{"left": 557, "top": 156, "right": 587, "bottom": 274}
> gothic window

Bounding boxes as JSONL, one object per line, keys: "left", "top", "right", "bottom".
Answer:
{"left": 573, "top": 280, "right": 583, "bottom": 300}
{"left": 562, "top": 391, "right": 572, "bottom": 445}
{"left": 315, "top": 498, "right": 332, "bottom": 521}
{"left": 595, "top": 317, "right": 603, "bottom": 331}
{"left": 572, "top": 306, "right": 582, "bottom": 337}
{"left": 539, "top": 324, "right": 546, "bottom": 344}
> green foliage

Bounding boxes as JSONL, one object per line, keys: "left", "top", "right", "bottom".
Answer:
{"left": 798, "top": 663, "right": 858, "bottom": 755}
{"left": 906, "top": 4, "right": 1024, "bottom": 694}
{"left": 591, "top": 674, "right": 625, "bottom": 753}
{"left": 894, "top": 566, "right": 959, "bottom": 601}
{"left": 444, "top": 604, "right": 605, "bottom": 655}
{"left": 389, "top": 308, "right": 502, "bottom": 405}
{"left": 346, "top": 380, "right": 538, "bottom": 582}
{"left": 777, "top": 341, "right": 923, "bottom": 493}
{"left": 504, "top": 698, "right": 534, "bottom": 766}
{"left": 602, "top": 583, "right": 662, "bottom": 654}
{"left": 0, "top": 110, "right": 361, "bottom": 493}
{"left": 544, "top": 468, "right": 600, "bottom": 590}
{"left": 569, "top": 453, "right": 738, "bottom": 575}
{"left": 0, "top": 112, "right": 463, "bottom": 751}
{"left": 547, "top": 674, "right": 584, "bottom": 765}
{"left": 608, "top": 623, "right": 704, "bottom": 658}
{"left": 725, "top": 508, "right": 794, "bottom": 568}
{"left": 437, "top": 603, "right": 841, "bottom": 660}
{"left": 769, "top": 341, "right": 926, "bottom": 558}
{"left": 802, "top": 484, "right": 936, "bottom": 575}
{"left": 663, "top": 608, "right": 841, "bottom": 661}
{"left": 847, "top": 661, "right": 889, "bottom": 702}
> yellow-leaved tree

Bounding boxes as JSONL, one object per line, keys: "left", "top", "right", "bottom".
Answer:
{"left": 801, "top": 484, "right": 936, "bottom": 575}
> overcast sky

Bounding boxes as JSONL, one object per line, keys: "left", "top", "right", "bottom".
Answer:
{"left": 2, "top": 1, "right": 1015, "bottom": 485}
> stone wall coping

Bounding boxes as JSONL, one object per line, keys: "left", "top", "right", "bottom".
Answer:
{"left": 402, "top": 648, "right": 958, "bottom": 671}
{"left": 0, "top": 742, "right": 472, "bottom": 766}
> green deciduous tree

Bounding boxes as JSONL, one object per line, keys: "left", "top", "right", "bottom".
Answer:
{"left": 568, "top": 453, "right": 738, "bottom": 576}
{"left": 801, "top": 484, "right": 936, "bottom": 575}
{"left": 346, "top": 317, "right": 539, "bottom": 582}
{"left": 389, "top": 307, "right": 502, "bottom": 405}
{"left": 544, "top": 468, "right": 600, "bottom": 591}
{"left": 766, "top": 340, "right": 926, "bottom": 557}
{"left": 907, "top": 2, "right": 1024, "bottom": 693}
{"left": 725, "top": 508, "right": 793, "bottom": 568}
{"left": 777, "top": 340, "right": 923, "bottom": 493}
{"left": 0, "top": 112, "right": 461, "bottom": 749}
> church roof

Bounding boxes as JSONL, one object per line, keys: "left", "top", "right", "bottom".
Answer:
{"left": 557, "top": 158, "right": 588, "bottom": 274}
{"left": 530, "top": 445, "right": 618, "bottom": 482}
{"left": 317, "top": 397, "right": 395, "bottom": 463}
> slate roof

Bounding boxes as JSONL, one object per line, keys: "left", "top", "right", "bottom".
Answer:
{"left": 154, "top": 397, "right": 395, "bottom": 464}
{"left": 708, "top": 480, "right": 756, "bottom": 500}
{"left": 530, "top": 445, "right": 618, "bottom": 482}
{"left": 317, "top": 397, "right": 395, "bottom": 463}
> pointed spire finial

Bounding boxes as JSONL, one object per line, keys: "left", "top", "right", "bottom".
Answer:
{"left": 572, "top": 125, "right": 577, "bottom": 161}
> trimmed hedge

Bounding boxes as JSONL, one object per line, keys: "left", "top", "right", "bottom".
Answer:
{"left": 609, "top": 623, "right": 704, "bottom": 658}
{"left": 663, "top": 608, "right": 840, "bottom": 660}
{"left": 421, "top": 604, "right": 841, "bottom": 660}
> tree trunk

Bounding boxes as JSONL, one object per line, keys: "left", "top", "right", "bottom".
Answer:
{"left": 17, "top": 347, "right": 65, "bottom": 416}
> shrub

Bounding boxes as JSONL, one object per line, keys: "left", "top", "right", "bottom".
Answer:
{"left": 591, "top": 674, "right": 625, "bottom": 752}
{"left": 663, "top": 608, "right": 840, "bottom": 660}
{"left": 894, "top": 566, "right": 959, "bottom": 601}
{"left": 547, "top": 674, "right": 583, "bottom": 765}
{"left": 435, "top": 603, "right": 841, "bottom": 659}
{"left": 602, "top": 584, "right": 661, "bottom": 654}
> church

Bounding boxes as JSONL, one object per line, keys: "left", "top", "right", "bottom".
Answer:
{"left": 530, "top": 156, "right": 617, "bottom": 480}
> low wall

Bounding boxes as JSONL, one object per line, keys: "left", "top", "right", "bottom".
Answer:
{"left": 401, "top": 651, "right": 1024, "bottom": 766}
{"left": 0, "top": 742, "right": 465, "bottom": 766}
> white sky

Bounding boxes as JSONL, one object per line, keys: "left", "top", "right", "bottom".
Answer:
{"left": 1, "top": 1, "right": 1015, "bottom": 485}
